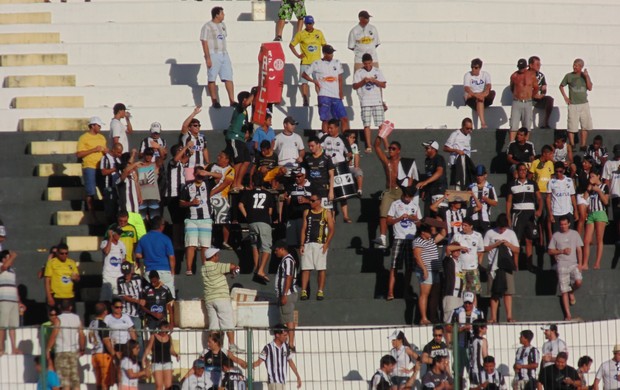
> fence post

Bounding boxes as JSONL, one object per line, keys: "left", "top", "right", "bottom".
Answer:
{"left": 452, "top": 323, "right": 460, "bottom": 390}
{"left": 40, "top": 324, "right": 47, "bottom": 390}
{"left": 246, "top": 328, "right": 253, "bottom": 390}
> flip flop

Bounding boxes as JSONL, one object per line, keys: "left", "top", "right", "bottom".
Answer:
{"left": 185, "top": 271, "right": 193, "bottom": 276}
{"left": 570, "top": 296, "right": 577, "bottom": 306}
{"left": 386, "top": 295, "right": 394, "bottom": 301}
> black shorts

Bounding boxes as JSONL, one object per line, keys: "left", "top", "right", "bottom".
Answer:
{"left": 512, "top": 210, "right": 535, "bottom": 241}
{"left": 225, "top": 139, "right": 252, "bottom": 164}
{"left": 533, "top": 95, "right": 553, "bottom": 109}
{"left": 164, "top": 196, "right": 185, "bottom": 224}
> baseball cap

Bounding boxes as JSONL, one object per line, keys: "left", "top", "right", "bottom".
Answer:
{"left": 450, "top": 195, "right": 465, "bottom": 203}
{"left": 273, "top": 240, "right": 288, "bottom": 250}
{"left": 149, "top": 122, "right": 162, "bottom": 133}
{"left": 283, "top": 116, "right": 299, "bottom": 125}
{"left": 554, "top": 161, "right": 566, "bottom": 170}
{"left": 88, "top": 116, "right": 106, "bottom": 127}
{"left": 148, "top": 270, "right": 160, "bottom": 279}
{"left": 120, "top": 261, "right": 132, "bottom": 275}
{"left": 463, "top": 291, "right": 475, "bottom": 303}
{"left": 193, "top": 359, "right": 205, "bottom": 369}
{"left": 475, "top": 165, "right": 487, "bottom": 176}
{"left": 294, "top": 167, "right": 306, "bottom": 176}
{"left": 358, "top": 10, "right": 372, "bottom": 18}
{"left": 387, "top": 330, "right": 402, "bottom": 341}
{"left": 205, "top": 247, "right": 220, "bottom": 259}
{"left": 322, "top": 45, "right": 336, "bottom": 54}
{"left": 541, "top": 324, "right": 558, "bottom": 332}
{"left": 422, "top": 140, "right": 439, "bottom": 150}
{"left": 517, "top": 58, "right": 527, "bottom": 70}
{"left": 613, "top": 144, "right": 620, "bottom": 157}
{"left": 304, "top": 15, "right": 314, "bottom": 24}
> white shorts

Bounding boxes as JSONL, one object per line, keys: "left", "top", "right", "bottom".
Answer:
{"left": 158, "top": 270, "right": 176, "bottom": 299}
{"left": 577, "top": 194, "right": 588, "bottom": 206}
{"left": 206, "top": 298, "right": 235, "bottom": 330}
{"left": 301, "top": 242, "right": 327, "bottom": 271}
{"left": 299, "top": 64, "right": 312, "bottom": 85}
{"left": 151, "top": 362, "right": 173, "bottom": 372}
{"left": 100, "top": 274, "right": 119, "bottom": 301}
{"left": 0, "top": 301, "right": 19, "bottom": 327}
{"left": 557, "top": 264, "right": 582, "bottom": 293}
{"left": 207, "top": 52, "right": 233, "bottom": 83}
{"left": 567, "top": 102, "right": 593, "bottom": 133}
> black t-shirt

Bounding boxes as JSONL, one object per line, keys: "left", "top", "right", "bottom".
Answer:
{"left": 203, "top": 349, "right": 228, "bottom": 368}
{"left": 303, "top": 151, "right": 334, "bottom": 196}
{"left": 142, "top": 284, "right": 173, "bottom": 326}
{"left": 507, "top": 141, "right": 535, "bottom": 163}
{"left": 423, "top": 154, "right": 447, "bottom": 196}
{"left": 286, "top": 181, "right": 312, "bottom": 220}
{"left": 254, "top": 152, "right": 278, "bottom": 171}
{"left": 422, "top": 370, "right": 453, "bottom": 390}
{"left": 538, "top": 364, "right": 580, "bottom": 390}
{"left": 241, "top": 188, "right": 274, "bottom": 224}
{"left": 422, "top": 340, "right": 449, "bottom": 360}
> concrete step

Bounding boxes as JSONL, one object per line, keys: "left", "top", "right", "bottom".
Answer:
{"left": 3, "top": 74, "right": 76, "bottom": 87}
{"left": 30, "top": 140, "right": 78, "bottom": 155}
{"left": 0, "top": 12, "right": 50, "bottom": 25}
{"left": 46, "top": 186, "right": 84, "bottom": 200}
{"left": 65, "top": 235, "right": 101, "bottom": 251}
{"left": 54, "top": 210, "right": 103, "bottom": 225}
{"left": 12, "top": 95, "right": 84, "bottom": 108}
{"left": 37, "top": 162, "right": 82, "bottom": 176}
{"left": 0, "top": 32, "right": 59, "bottom": 44}
{"left": 19, "top": 117, "right": 88, "bottom": 131}
{"left": 0, "top": 53, "right": 68, "bottom": 67}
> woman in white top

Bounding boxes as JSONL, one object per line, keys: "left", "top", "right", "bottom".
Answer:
{"left": 120, "top": 340, "right": 150, "bottom": 390}
{"left": 388, "top": 330, "right": 420, "bottom": 389}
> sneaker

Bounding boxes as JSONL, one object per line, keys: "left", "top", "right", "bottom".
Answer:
{"left": 300, "top": 290, "right": 309, "bottom": 301}
{"left": 316, "top": 291, "right": 324, "bottom": 301}
{"left": 212, "top": 101, "right": 222, "bottom": 109}
{"left": 221, "top": 242, "right": 234, "bottom": 250}
{"left": 228, "top": 343, "right": 245, "bottom": 353}
{"left": 274, "top": 35, "right": 282, "bottom": 41}
{"left": 302, "top": 96, "right": 309, "bottom": 107}
{"left": 373, "top": 236, "right": 387, "bottom": 249}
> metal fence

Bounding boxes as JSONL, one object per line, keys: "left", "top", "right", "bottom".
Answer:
{"left": 1, "top": 319, "right": 618, "bottom": 389}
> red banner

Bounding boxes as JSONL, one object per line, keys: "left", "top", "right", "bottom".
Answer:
{"left": 253, "top": 42, "right": 285, "bottom": 125}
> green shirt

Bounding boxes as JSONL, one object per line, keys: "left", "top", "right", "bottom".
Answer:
{"left": 226, "top": 106, "right": 247, "bottom": 141}
{"left": 201, "top": 261, "right": 231, "bottom": 302}
{"left": 560, "top": 72, "right": 589, "bottom": 104}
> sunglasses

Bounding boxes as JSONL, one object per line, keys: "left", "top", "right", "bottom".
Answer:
{"left": 58, "top": 252, "right": 69, "bottom": 255}
{"left": 113, "top": 305, "right": 123, "bottom": 309}
{"left": 388, "top": 147, "right": 398, "bottom": 151}
{"left": 191, "top": 124, "right": 201, "bottom": 127}
{"left": 310, "top": 198, "right": 320, "bottom": 202}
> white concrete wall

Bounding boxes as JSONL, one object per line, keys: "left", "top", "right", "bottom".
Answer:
{"left": 1, "top": 0, "right": 620, "bottom": 131}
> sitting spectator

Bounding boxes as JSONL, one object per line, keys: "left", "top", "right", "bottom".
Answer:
{"left": 181, "top": 359, "right": 212, "bottom": 390}
{"left": 104, "top": 297, "right": 137, "bottom": 360}
{"left": 507, "top": 128, "right": 536, "bottom": 178}
{"left": 443, "top": 118, "right": 474, "bottom": 190}
{"left": 239, "top": 173, "right": 275, "bottom": 284}
{"left": 537, "top": 351, "right": 581, "bottom": 389}
{"left": 252, "top": 325, "right": 302, "bottom": 389}
{"left": 136, "top": 147, "right": 162, "bottom": 222}
{"left": 468, "top": 320, "right": 489, "bottom": 387}
{"left": 345, "top": 131, "right": 364, "bottom": 195}
{"left": 472, "top": 355, "right": 507, "bottom": 390}
{"left": 208, "top": 151, "right": 235, "bottom": 250}
{"left": 88, "top": 302, "right": 114, "bottom": 390}
{"left": 139, "top": 122, "right": 167, "bottom": 162}
{"left": 370, "top": 355, "right": 397, "bottom": 390}
{"left": 120, "top": 339, "right": 150, "bottom": 390}
{"left": 469, "top": 165, "right": 498, "bottom": 234}
{"left": 552, "top": 133, "right": 573, "bottom": 171}
{"left": 0, "top": 250, "right": 24, "bottom": 355}
{"left": 540, "top": 324, "right": 568, "bottom": 369}
{"left": 141, "top": 271, "right": 174, "bottom": 331}
{"left": 100, "top": 227, "right": 127, "bottom": 301}
{"left": 386, "top": 187, "right": 421, "bottom": 300}
{"left": 252, "top": 113, "right": 275, "bottom": 152}
{"left": 388, "top": 330, "right": 420, "bottom": 389}
{"left": 142, "top": 320, "right": 179, "bottom": 390}
{"left": 548, "top": 216, "right": 583, "bottom": 321}
{"left": 44, "top": 243, "right": 80, "bottom": 310}
{"left": 35, "top": 355, "right": 61, "bottom": 390}
{"left": 413, "top": 224, "right": 446, "bottom": 325}
{"left": 582, "top": 168, "right": 608, "bottom": 270}
{"left": 513, "top": 329, "right": 540, "bottom": 390}
{"left": 484, "top": 214, "right": 520, "bottom": 323}
{"left": 422, "top": 355, "right": 454, "bottom": 390}
{"left": 463, "top": 58, "right": 495, "bottom": 129}
{"left": 584, "top": 134, "right": 608, "bottom": 170}
{"left": 529, "top": 56, "right": 554, "bottom": 130}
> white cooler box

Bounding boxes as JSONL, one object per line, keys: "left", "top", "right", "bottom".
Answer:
{"left": 174, "top": 299, "right": 209, "bottom": 329}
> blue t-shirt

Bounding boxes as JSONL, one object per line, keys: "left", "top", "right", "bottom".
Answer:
{"left": 37, "top": 370, "right": 60, "bottom": 390}
{"left": 252, "top": 127, "right": 275, "bottom": 151}
{"left": 135, "top": 231, "right": 174, "bottom": 272}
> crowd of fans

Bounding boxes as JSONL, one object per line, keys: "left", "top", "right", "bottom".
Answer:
{"left": 0, "top": 1, "right": 618, "bottom": 389}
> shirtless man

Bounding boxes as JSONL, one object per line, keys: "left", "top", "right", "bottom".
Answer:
{"left": 373, "top": 126, "right": 419, "bottom": 249}
{"left": 509, "top": 58, "right": 541, "bottom": 141}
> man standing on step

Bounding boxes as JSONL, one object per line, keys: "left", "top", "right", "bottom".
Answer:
{"left": 529, "top": 56, "right": 555, "bottom": 129}
{"left": 200, "top": 6, "right": 235, "bottom": 108}
{"left": 274, "top": 0, "right": 305, "bottom": 41}
{"left": 353, "top": 53, "right": 387, "bottom": 153}
{"left": 273, "top": 240, "right": 298, "bottom": 351}
{"left": 559, "top": 58, "right": 593, "bottom": 152}
{"left": 509, "top": 59, "right": 540, "bottom": 141}
{"left": 135, "top": 217, "right": 176, "bottom": 295}
{"left": 417, "top": 140, "right": 447, "bottom": 218}
{"left": 109, "top": 103, "right": 133, "bottom": 152}
{"left": 540, "top": 324, "right": 568, "bottom": 369}
{"left": 99, "top": 142, "right": 123, "bottom": 225}
{"left": 299, "top": 193, "right": 334, "bottom": 301}
{"left": 348, "top": 10, "right": 381, "bottom": 73}
{"left": 289, "top": 15, "right": 326, "bottom": 107}
{"left": 76, "top": 116, "right": 107, "bottom": 213}
{"left": 44, "top": 243, "right": 80, "bottom": 311}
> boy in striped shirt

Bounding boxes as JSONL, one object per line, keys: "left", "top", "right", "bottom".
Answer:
{"left": 253, "top": 324, "right": 302, "bottom": 389}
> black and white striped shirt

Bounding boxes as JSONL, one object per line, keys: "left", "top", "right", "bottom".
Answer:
{"left": 99, "top": 153, "right": 120, "bottom": 189}
{"left": 514, "top": 345, "right": 540, "bottom": 381}
{"left": 164, "top": 160, "right": 185, "bottom": 198}
{"left": 258, "top": 341, "right": 293, "bottom": 384}
{"left": 275, "top": 254, "right": 298, "bottom": 298}
{"left": 181, "top": 132, "right": 207, "bottom": 168}
{"left": 139, "top": 137, "right": 167, "bottom": 161}
{"left": 180, "top": 181, "right": 211, "bottom": 220}
{"left": 588, "top": 183, "right": 608, "bottom": 212}
{"left": 509, "top": 179, "right": 539, "bottom": 211}
{"left": 116, "top": 174, "right": 139, "bottom": 213}
{"left": 117, "top": 274, "right": 147, "bottom": 318}
{"left": 413, "top": 236, "right": 441, "bottom": 272}
{"left": 444, "top": 208, "right": 467, "bottom": 239}
{"left": 468, "top": 336, "right": 484, "bottom": 384}
{"left": 469, "top": 181, "right": 497, "bottom": 223}
{"left": 478, "top": 370, "right": 505, "bottom": 388}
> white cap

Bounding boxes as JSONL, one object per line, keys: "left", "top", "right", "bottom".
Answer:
{"left": 88, "top": 116, "right": 106, "bottom": 127}
{"left": 150, "top": 122, "right": 162, "bottom": 133}
{"left": 0, "top": 225, "right": 6, "bottom": 237}
{"left": 387, "top": 329, "right": 402, "bottom": 341}
{"left": 422, "top": 140, "right": 440, "bottom": 150}
{"left": 205, "top": 247, "right": 220, "bottom": 259}
{"left": 463, "top": 291, "right": 475, "bottom": 303}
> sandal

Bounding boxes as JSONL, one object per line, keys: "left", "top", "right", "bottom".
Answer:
{"left": 343, "top": 218, "right": 352, "bottom": 224}
{"left": 185, "top": 270, "right": 193, "bottom": 276}
{"left": 386, "top": 295, "right": 394, "bottom": 301}
{"left": 254, "top": 273, "right": 270, "bottom": 284}
{"left": 365, "top": 147, "right": 372, "bottom": 154}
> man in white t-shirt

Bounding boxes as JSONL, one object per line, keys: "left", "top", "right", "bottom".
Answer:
{"left": 546, "top": 161, "right": 578, "bottom": 232}
{"left": 274, "top": 116, "right": 306, "bottom": 171}
{"left": 386, "top": 187, "right": 421, "bottom": 300}
{"left": 347, "top": 10, "right": 381, "bottom": 72}
{"left": 593, "top": 344, "right": 620, "bottom": 390}
{"left": 100, "top": 227, "right": 127, "bottom": 301}
{"left": 448, "top": 217, "right": 485, "bottom": 299}
{"left": 443, "top": 118, "right": 474, "bottom": 186}
{"left": 548, "top": 216, "right": 583, "bottom": 321}
{"left": 353, "top": 53, "right": 387, "bottom": 153}
{"left": 302, "top": 45, "right": 349, "bottom": 134}
{"left": 540, "top": 324, "right": 568, "bottom": 368}
{"left": 46, "top": 300, "right": 85, "bottom": 390}
{"left": 109, "top": 102, "right": 133, "bottom": 152}
{"left": 483, "top": 213, "right": 520, "bottom": 323}
{"left": 463, "top": 58, "right": 495, "bottom": 129}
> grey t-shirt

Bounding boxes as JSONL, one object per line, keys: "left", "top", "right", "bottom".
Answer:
{"left": 548, "top": 230, "right": 583, "bottom": 268}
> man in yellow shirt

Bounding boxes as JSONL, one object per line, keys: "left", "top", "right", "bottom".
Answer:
{"left": 529, "top": 144, "right": 555, "bottom": 245}
{"left": 76, "top": 117, "right": 108, "bottom": 212}
{"left": 44, "top": 243, "right": 80, "bottom": 310}
{"left": 289, "top": 15, "right": 327, "bottom": 107}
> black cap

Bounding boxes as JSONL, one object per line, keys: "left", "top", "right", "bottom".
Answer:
{"left": 517, "top": 58, "right": 527, "bottom": 70}
{"left": 554, "top": 161, "right": 566, "bottom": 170}
{"left": 322, "top": 45, "right": 336, "bottom": 54}
{"left": 148, "top": 270, "right": 160, "bottom": 279}
{"left": 112, "top": 227, "right": 124, "bottom": 236}
{"left": 273, "top": 240, "right": 288, "bottom": 249}
{"left": 120, "top": 261, "right": 132, "bottom": 275}
{"left": 613, "top": 144, "right": 620, "bottom": 156}
{"left": 358, "top": 10, "right": 372, "bottom": 18}
{"left": 283, "top": 116, "right": 298, "bottom": 125}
